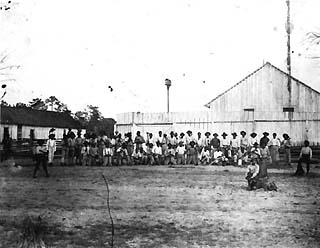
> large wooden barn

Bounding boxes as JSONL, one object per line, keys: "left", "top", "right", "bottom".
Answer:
{"left": 204, "top": 62, "right": 320, "bottom": 145}
{"left": 116, "top": 62, "right": 320, "bottom": 145}
{"left": 0, "top": 106, "right": 83, "bottom": 141}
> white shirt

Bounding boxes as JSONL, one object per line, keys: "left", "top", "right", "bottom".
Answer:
{"left": 103, "top": 147, "right": 113, "bottom": 156}
{"left": 147, "top": 136, "right": 157, "bottom": 146}
{"left": 214, "top": 151, "right": 223, "bottom": 159}
{"left": 152, "top": 146, "right": 162, "bottom": 155}
{"left": 185, "top": 135, "right": 196, "bottom": 144}
{"left": 248, "top": 137, "right": 258, "bottom": 147}
{"left": 221, "top": 137, "right": 230, "bottom": 146}
{"left": 176, "top": 146, "right": 186, "bottom": 155}
{"left": 46, "top": 139, "right": 56, "bottom": 152}
{"left": 269, "top": 138, "right": 281, "bottom": 146}
{"left": 201, "top": 149, "right": 210, "bottom": 158}
{"left": 196, "top": 137, "right": 206, "bottom": 147}
{"left": 230, "top": 138, "right": 240, "bottom": 148}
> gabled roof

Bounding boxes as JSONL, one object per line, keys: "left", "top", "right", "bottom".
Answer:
{"left": 0, "top": 106, "right": 81, "bottom": 128}
{"left": 204, "top": 62, "right": 320, "bottom": 108}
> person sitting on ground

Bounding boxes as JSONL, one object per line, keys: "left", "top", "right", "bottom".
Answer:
{"left": 211, "top": 147, "right": 226, "bottom": 166}
{"left": 295, "top": 140, "right": 313, "bottom": 176}
{"left": 116, "top": 143, "right": 128, "bottom": 166}
{"left": 200, "top": 146, "right": 211, "bottom": 165}
{"left": 165, "top": 143, "right": 176, "bottom": 166}
{"left": 132, "top": 146, "right": 142, "bottom": 165}
{"left": 237, "top": 146, "right": 248, "bottom": 167}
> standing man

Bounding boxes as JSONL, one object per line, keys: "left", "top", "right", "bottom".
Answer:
{"left": 33, "top": 140, "right": 49, "bottom": 178}
{"left": 282, "top": 133, "right": 292, "bottom": 167}
{"left": 46, "top": 133, "right": 56, "bottom": 166}
{"left": 268, "top": 133, "right": 281, "bottom": 166}
{"left": 260, "top": 132, "right": 270, "bottom": 148}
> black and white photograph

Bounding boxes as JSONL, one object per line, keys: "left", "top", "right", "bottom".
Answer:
{"left": 0, "top": 0, "right": 320, "bottom": 247}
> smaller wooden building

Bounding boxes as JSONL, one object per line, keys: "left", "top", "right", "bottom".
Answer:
{"left": 0, "top": 106, "right": 82, "bottom": 141}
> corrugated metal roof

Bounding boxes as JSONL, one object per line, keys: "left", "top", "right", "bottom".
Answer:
{"left": 204, "top": 62, "right": 320, "bottom": 108}
{"left": 0, "top": 106, "right": 81, "bottom": 128}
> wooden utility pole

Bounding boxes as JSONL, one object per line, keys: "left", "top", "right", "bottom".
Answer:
{"left": 286, "top": 0, "right": 292, "bottom": 105}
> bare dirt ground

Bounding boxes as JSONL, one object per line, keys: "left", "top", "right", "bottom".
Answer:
{"left": 0, "top": 162, "right": 320, "bottom": 248}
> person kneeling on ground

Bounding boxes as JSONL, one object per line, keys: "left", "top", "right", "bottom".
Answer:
{"left": 245, "top": 159, "right": 260, "bottom": 190}
{"left": 246, "top": 157, "right": 278, "bottom": 191}
{"left": 295, "top": 140, "right": 313, "bottom": 176}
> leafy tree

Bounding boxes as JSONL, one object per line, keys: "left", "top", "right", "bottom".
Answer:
{"left": 29, "top": 98, "right": 47, "bottom": 110}
{"left": 15, "top": 102, "right": 28, "bottom": 108}
{"left": 74, "top": 105, "right": 115, "bottom": 135}
{"left": 45, "top": 96, "right": 71, "bottom": 114}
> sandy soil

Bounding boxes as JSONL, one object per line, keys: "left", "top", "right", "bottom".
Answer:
{"left": 0, "top": 163, "right": 319, "bottom": 248}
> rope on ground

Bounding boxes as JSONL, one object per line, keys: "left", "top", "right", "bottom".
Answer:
{"left": 102, "top": 174, "right": 114, "bottom": 248}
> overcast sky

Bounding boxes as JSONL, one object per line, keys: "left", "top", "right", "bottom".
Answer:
{"left": 1, "top": 0, "right": 320, "bottom": 118}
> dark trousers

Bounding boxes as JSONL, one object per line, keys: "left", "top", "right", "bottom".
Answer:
{"left": 34, "top": 155, "right": 49, "bottom": 177}
{"left": 295, "top": 154, "right": 310, "bottom": 176}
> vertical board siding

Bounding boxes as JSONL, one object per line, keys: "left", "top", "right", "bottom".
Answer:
{"left": 116, "top": 64, "right": 320, "bottom": 145}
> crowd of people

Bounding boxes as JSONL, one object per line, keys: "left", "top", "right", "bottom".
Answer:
{"left": 2, "top": 127, "right": 312, "bottom": 188}
{"left": 37, "top": 128, "right": 295, "bottom": 168}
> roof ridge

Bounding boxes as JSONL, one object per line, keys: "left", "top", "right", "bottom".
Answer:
{"left": 204, "top": 62, "right": 320, "bottom": 108}
{"left": 204, "top": 62, "right": 269, "bottom": 107}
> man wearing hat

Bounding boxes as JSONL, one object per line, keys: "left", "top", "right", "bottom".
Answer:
{"left": 248, "top": 132, "right": 258, "bottom": 148}
{"left": 210, "top": 133, "right": 220, "bottom": 151}
{"left": 282, "top": 133, "right": 292, "bottom": 166}
{"left": 260, "top": 132, "right": 270, "bottom": 148}
{"left": 178, "top": 132, "right": 186, "bottom": 146}
{"left": 230, "top": 132, "right": 240, "bottom": 149}
{"left": 240, "top": 131, "right": 249, "bottom": 149}
{"left": 196, "top": 132, "right": 205, "bottom": 158}
{"left": 221, "top": 132, "right": 230, "bottom": 159}
{"left": 204, "top": 132, "right": 211, "bottom": 147}
{"left": 46, "top": 133, "right": 56, "bottom": 166}
{"left": 168, "top": 131, "right": 177, "bottom": 147}
{"left": 269, "top": 133, "right": 281, "bottom": 166}
{"left": 230, "top": 132, "right": 240, "bottom": 164}
{"left": 185, "top": 130, "right": 195, "bottom": 146}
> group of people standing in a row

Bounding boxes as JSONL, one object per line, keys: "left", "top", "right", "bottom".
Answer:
{"left": 39, "top": 129, "right": 293, "bottom": 167}
{"left": 31, "top": 128, "right": 313, "bottom": 181}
